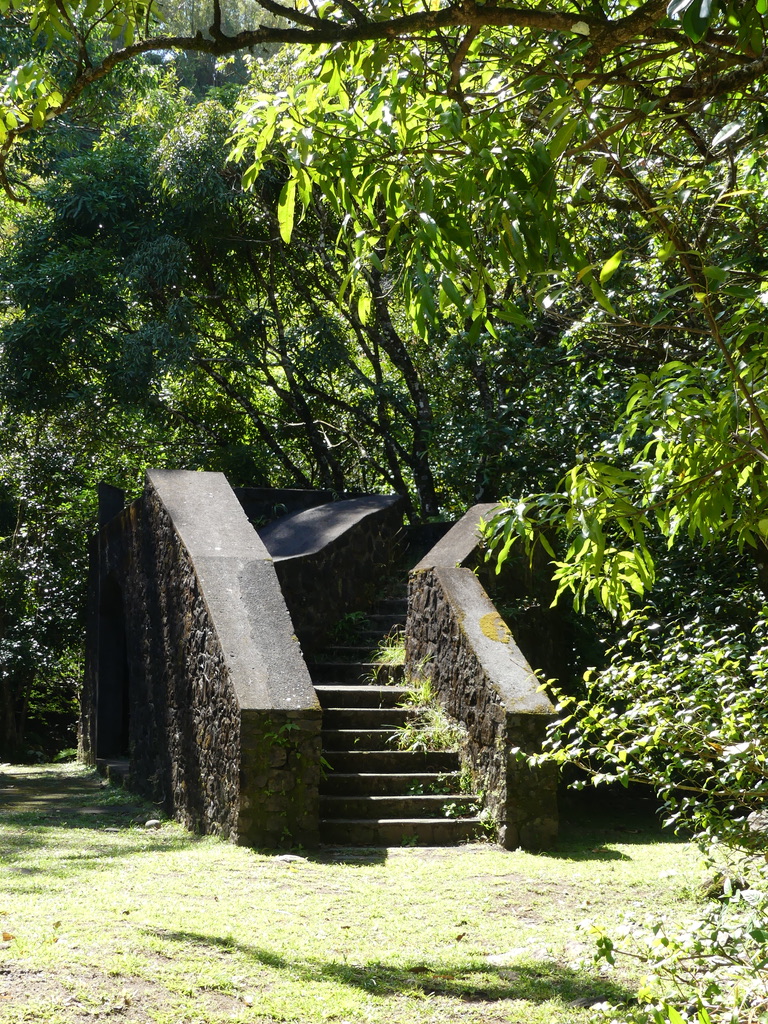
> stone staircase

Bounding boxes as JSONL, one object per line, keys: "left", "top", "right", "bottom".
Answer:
{"left": 308, "top": 591, "right": 485, "bottom": 846}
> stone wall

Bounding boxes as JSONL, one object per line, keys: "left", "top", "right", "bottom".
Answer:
{"left": 419, "top": 502, "right": 574, "bottom": 684}
{"left": 82, "top": 470, "right": 322, "bottom": 847}
{"left": 130, "top": 486, "right": 244, "bottom": 839}
{"left": 259, "top": 495, "right": 404, "bottom": 653}
{"left": 406, "top": 506, "right": 558, "bottom": 850}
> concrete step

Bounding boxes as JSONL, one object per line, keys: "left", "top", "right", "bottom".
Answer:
{"left": 320, "top": 646, "right": 379, "bottom": 661}
{"left": 322, "top": 706, "right": 411, "bottom": 729}
{"left": 320, "top": 816, "right": 484, "bottom": 846}
{"left": 358, "top": 629, "right": 403, "bottom": 646}
{"left": 320, "top": 793, "right": 481, "bottom": 818}
{"left": 372, "top": 597, "right": 408, "bottom": 614}
{"left": 309, "top": 655, "right": 409, "bottom": 679}
{"left": 95, "top": 758, "right": 131, "bottom": 787}
{"left": 366, "top": 614, "right": 405, "bottom": 631}
{"left": 322, "top": 728, "right": 399, "bottom": 750}
{"left": 322, "top": 749, "right": 459, "bottom": 773}
{"left": 320, "top": 771, "right": 460, "bottom": 796}
{"left": 311, "top": 662, "right": 405, "bottom": 683}
{"left": 315, "top": 684, "right": 409, "bottom": 708}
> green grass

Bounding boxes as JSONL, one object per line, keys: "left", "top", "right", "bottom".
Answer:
{"left": 0, "top": 764, "right": 705, "bottom": 1024}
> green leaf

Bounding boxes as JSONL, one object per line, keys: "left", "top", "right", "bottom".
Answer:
{"left": 589, "top": 275, "right": 616, "bottom": 315}
{"left": 667, "top": 0, "right": 693, "bottom": 18}
{"left": 682, "top": 0, "right": 715, "bottom": 41}
{"left": 599, "top": 250, "right": 623, "bottom": 285}
{"left": 702, "top": 265, "right": 727, "bottom": 281}
{"left": 711, "top": 121, "right": 742, "bottom": 149}
{"left": 549, "top": 119, "right": 578, "bottom": 160}
{"left": 277, "top": 177, "right": 297, "bottom": 244}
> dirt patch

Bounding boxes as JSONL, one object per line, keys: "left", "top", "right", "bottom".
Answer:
{"left": 0, "top": 963, "right": 168, "bottom": 1023}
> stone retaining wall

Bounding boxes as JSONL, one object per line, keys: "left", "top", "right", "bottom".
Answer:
{"left": 406, "top": 506, "right": 558, "bottom": 849}
{"left": 82, "top": 470, "right": 321, "bottom": 847}
{"left": 259, "top": 495, "right": 404, "bottom": 653}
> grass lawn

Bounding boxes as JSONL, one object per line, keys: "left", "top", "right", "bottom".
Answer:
{"left": 0, "top": 763, "right": 703, "bottom": 1024}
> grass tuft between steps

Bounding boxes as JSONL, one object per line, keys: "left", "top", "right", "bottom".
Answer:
{"left": 0, "top": 763, "right": 703, "bottom": 1024}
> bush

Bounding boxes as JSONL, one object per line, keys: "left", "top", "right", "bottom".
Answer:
{"left": 535, "top": 611, "right": 768, "bottom": 1023}
{"left": 535, "top": 612, "right": 768, "bottom": 849}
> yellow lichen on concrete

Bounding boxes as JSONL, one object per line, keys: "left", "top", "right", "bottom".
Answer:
{"left": 479, "top": 612, "right": 511, "bottom": 643}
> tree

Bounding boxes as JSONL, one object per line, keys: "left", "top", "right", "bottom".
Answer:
{"left": 215, "top": 3, "right": 768, "bottom": 615}
{"left": 2, "top": 1, "right": 766, "bottom": 583}
{"left": 3, "top": 0, "right": 767, "bottom": 611}
{"left": 3, "top": 62, "right": 625, "bottom": 520}
{"left": 1, "top": 1, "right": 767, "bottom": 172}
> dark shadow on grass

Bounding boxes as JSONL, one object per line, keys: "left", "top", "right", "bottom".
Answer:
{"left": 147, "top": 927, "right": 634, "bottom": 1009}
{"left": 306, "top": 846, "right": 389, "bottom": 866}
{"left": 539, "top": 787, "right": 688, "bottom": 860}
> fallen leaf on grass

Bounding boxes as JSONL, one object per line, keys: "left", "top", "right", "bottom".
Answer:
{"left": 2, "top": 932, "right": 14, "bottom": 941}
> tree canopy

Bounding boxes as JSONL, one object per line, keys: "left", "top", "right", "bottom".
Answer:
{"left": 1, "top": 0, "right": 767, "bottom": 647}
{"left": 2, "top": 0, "right": 768, "bottom": 767}
{"left": 2, "top": 0, "right": 768, "bottom": 199}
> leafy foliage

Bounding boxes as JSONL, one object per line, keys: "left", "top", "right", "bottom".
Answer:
{"left": 532, "top": 612, "right": 768, "bottom": 846}
{"left": 589, "top": 877, "right": 768, "bottom": 1023}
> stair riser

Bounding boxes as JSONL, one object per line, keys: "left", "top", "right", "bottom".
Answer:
{"left": 311, "top": 663, "right": 404, "bottom": 684}
{"left": 321, "top": 795, "right": 480, "bottom": 818}
{"left": 366, "top": 615, "right": 405, "bottom": 630}
{"left": 315, "top": 685, "right": 409, "bottom": 708}
{"left": 322, "top": 750, "right": 459, "bottom": 773}
{"left": 320, "top": 772, "right": 460, "bottom": 796}
{"left": 374, "top": 599, "right": 408, "bottom": 614}
{"left": 322, "top": 729, "right": 399, "bottom": 751}
{"left": 322, "top": 707, "right": 411, "bottom": 729}
{"left": 320, "top": 818, "right": 484, "bottom": 846}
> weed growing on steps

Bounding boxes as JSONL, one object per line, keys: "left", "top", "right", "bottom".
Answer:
{"left": 369, "top": 633, "right": 410, "bottom": 683}
{"left": 328, "top": 610, "right": 371, "bottom": 646}
{"left": 392, "top": 678, "right": 467, "bottom": 752}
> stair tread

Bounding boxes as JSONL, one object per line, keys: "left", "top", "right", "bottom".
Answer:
{"left": 322, "top": 772, "right": 456, "bottom": 779}
{"left": 321, "top": 816, "right": 483, "bottom": 825}
{"left": 322, "top": 792, "right": 475, "bottom": 800}
{"left": 316, "top": 684, "right": 408, "bottom": 693}
{"left": 324, "top": 728, "right": 398, "bottom": 735}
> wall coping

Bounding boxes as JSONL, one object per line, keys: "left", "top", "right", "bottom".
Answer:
{"left": 413, "top": 503, "right": 500, "bottom": 571}
{"left": 259, "top": 495, "right": 403, "bottom": 561}
{"left": 147, "top": 469, "right": 318, "bottom": 714}
{"left": 426, "top": 565, "right": 553, "bottom": 716}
